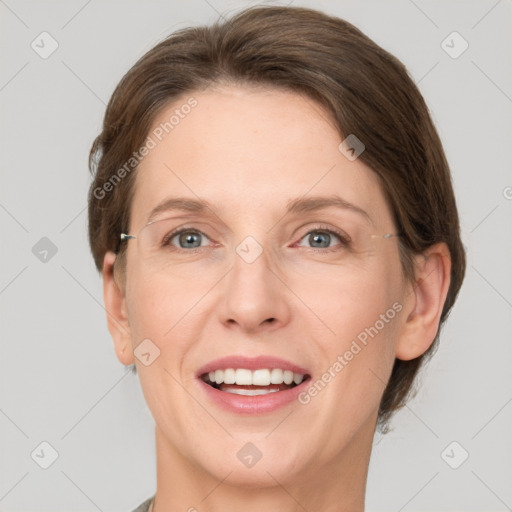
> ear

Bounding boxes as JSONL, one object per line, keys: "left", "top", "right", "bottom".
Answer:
{"left": 395, "top": 242, "right": 452, "bottom": 361}
{"left": 102, "top": 251, "right": 134, "bottom": 366}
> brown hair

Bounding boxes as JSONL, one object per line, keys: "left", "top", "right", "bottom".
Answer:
{"left": 88, "top": 5, "right": 466, "bottom": 434}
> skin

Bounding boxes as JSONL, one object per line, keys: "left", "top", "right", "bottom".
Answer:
{"left": 102, "top": 85, "right": 451, "bottom": 512}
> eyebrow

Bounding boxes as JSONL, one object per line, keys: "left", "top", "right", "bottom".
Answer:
{"left": 285, "top": 196, "right": 372, "bottom": 224}
{"left": 147, "top": 195, "right": 372, "bottom": 225}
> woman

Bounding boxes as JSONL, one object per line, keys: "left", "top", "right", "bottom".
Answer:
{"left": 87, "top": 5, "right": 465, "bottom": 511}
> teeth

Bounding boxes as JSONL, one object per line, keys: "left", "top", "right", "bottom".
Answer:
{"left": 203, "top": 368, "right": 306, "bottom": 386}
{"left": 223, "top": 368, "right": 236, "bottom": 384}
{"left": 252, "top": 369, "right": 270, "bottom": 386}
{"left": 270, "top": 368, "right": 283, "bottom": 384}
{"left": 283, "top": 370, "right": 294, "bottom": 385}
{"left": 235, "top": 369, "right": 252, "bottom": 385}
{"left": 223, "top": 388, "right": 281, "bottom": 396}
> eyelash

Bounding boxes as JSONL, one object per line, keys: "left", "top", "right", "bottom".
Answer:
{"left": 296, "top": 224, "right": 352, "bottom": 253}
{"left": 162, "top": 224, "right": 352, "bottom": 254}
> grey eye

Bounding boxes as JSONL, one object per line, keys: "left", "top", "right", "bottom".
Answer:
{"left": 171, "top": 230, "right": 209, "bottom": 249}
{"left": 298, "top": 230, "right": 341, "bottom": 249}
{"left": 308, "top": 232, "right": 332, "bottom": 248}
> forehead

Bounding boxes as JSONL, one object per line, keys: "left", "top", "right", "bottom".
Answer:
{"left": 130, "top": 85, "right": 391, "bottom": 230}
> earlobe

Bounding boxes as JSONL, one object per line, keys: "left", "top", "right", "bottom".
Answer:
{"left": 102, "top": 251, "right": 135, "bottom": 366}
{"left": 395, "top": 243, "right": 452, "bottom": 361}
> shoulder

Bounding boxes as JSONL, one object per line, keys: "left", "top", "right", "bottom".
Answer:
{"left": 131, "top": 496, "right": 154, "bottom": 512}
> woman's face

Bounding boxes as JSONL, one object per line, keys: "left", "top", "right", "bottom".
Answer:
{"left": 118, "top": 85, "right": 409, "bottom": 486}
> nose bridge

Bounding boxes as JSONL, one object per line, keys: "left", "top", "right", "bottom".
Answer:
{"left": 220, "top": 234, "right": 290, "bottom": 330}
{"left": 233, "top": 237, "right": 272, "bottom": 287}
{"left": 229, "top": 236, "right": 276, "bottom": 301}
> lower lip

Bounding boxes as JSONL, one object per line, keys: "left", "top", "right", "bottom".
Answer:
{"left": 198, "top": 378, "right": 310, "bottom": 414}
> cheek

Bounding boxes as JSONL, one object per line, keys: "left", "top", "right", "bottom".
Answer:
{"left": 287, "top": 262, "right": 403, "bottom": 466}
{"left": 293, "top": 257, "right": 403, "bottom": 385}
{"left": 125, "top": 281, "right": 168, "bottom": 339}
{"left": 124, "top": 271, "right": 204, "bottom": 432}
{"left": 293, "top": 254, "right": 402, "bottom": 329}
{"left": 125, "top": 263, "right": 204, "bottom": 335}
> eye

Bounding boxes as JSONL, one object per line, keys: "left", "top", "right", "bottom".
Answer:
{"left": 165, "top": 228, "right": 212, "bottom": 250}
{"left": 160, "top": 225, "right": 350, "bottom": 252}
{"left": 296, "top": 226, "right": 350, "bottom": 251}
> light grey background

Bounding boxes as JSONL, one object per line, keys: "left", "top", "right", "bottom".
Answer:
{"left": 1, "top": 0, "right": 511, "bottom": 510}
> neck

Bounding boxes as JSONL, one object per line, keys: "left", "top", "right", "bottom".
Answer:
{"left": 152, "top": 413, "right": 377, "bottom": 512}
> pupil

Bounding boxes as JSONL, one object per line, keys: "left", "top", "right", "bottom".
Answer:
{"left": 311, "top": 232, "right": 330, "bottom": 248}
{"left": 180, "top": 232, "right": 201, "bottom": 248}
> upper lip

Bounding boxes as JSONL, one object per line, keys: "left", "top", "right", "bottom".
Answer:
{"left": 196, "top": 355, "right": 310, "bottom": 378}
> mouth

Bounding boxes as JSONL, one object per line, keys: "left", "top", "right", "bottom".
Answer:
{"left": 200, "top": 368, "right": 310, "bottom": 396}
{"left": 195, "top": 355, "right": 311, "bottom": 413}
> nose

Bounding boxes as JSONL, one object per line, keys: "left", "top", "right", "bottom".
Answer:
{"left": 218, "top": 243, "right": 291, "bottom": 334}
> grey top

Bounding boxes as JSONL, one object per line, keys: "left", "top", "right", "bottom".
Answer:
{"left": 131, "top": 496, "right": 154, "bottom": 512}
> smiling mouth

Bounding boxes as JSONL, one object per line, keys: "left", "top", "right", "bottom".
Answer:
{"left": 200, "top": 368, "right": 310, "bottom": 396}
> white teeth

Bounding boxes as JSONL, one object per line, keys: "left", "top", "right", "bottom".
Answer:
{"left": 235, "top": 369, "right": 252, "bottom": 385}
{"left": 252, "top": 369, "right": 271, "bottom": 386}
{"left": 223, "top": 387, "right": 281, "bottom": 396}
{"left": 270, "top": 368, "right": 283, "bottom": 384}
{"left": 283, "top": 370, "right": 294, "bottom": 385}
{"left": 293, "top": 373, "right": 304, "bottom": 385}
{"left": 223, "top": 368, "right": 236, "bottom": 384}
{"left": 203, "top": 368, "right": 306, "bottom": 386}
